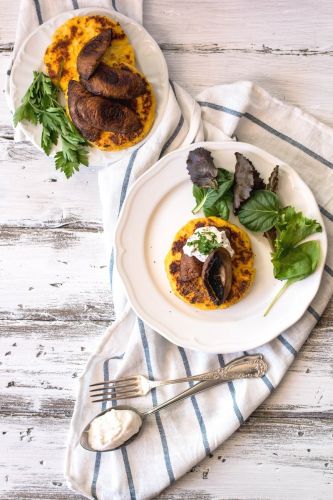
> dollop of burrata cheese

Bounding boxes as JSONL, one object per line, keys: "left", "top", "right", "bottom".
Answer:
{"left": 183, "top": 225, "right": 234, "bottom": 262}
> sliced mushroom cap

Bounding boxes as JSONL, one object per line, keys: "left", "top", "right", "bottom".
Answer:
{"left": 77, "top": 29, "right": 112, "bottom": 80}
{"left": 180, "top": 253, "right": 203, "bottom": 282}
{"left": 81, "top": 63, "right": 147, "bottom": 99}
{"left": 67, "top": 80, "right": 101, "bottom": 142}
{"left": 202, "top": 247, "right": 233, "bottom": 305}
{"left": 76, "top": 96, "right": 142, "bottom": 134}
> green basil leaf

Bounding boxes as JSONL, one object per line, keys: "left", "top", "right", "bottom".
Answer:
{"left": 238, "top": 190, "right": 280, "bottom": 232}
{"left": 224, "top": 190, "right": 234, "bottom": 204}
{"left": 203, "top": 198, "right": 230, "bottom": 220}
{"left": 203, "top": 205, "right": 218, "bottom": 217}
{"left": 273, "top": 240, "right": 320, "bottom": 280}
{"left": 204, "top": 179, "right": 234, "bottom": 209}
{"left": 192, "top": 185, "right": 208, "bottom": 213}
{"left": 217, "top": 168, "right": 233, "bottom": 183}
{"left": 216, "top": 199, "right": 230, "bottom": 220}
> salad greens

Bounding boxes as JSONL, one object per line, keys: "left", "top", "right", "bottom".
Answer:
{"left": 238, "top": 187, "right": 322, "bottom": 316}
{"left": 192, "top": 168, "right": 234, "bottom": 218}
{"left": 14, "top": 71, "right": 89, "bottom": 178}
{"left": 187, "top": 148, "right": 322, "bottom": 315}
{"left": 264, "top": 240, "right": 321, "bottom": 316}
{"left": 273, "top": 206, "right": 322, "bottom": 258}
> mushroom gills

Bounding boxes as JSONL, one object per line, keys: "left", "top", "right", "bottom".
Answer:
{"left": 202, "top": 247, "right": 232, "bottom": 305}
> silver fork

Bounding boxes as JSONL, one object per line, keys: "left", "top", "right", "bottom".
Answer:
{"left": 89, "top": 354, "right": 267, "bottom": 402}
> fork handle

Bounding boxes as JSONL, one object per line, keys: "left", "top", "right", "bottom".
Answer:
{"left": 149, "top": 354, "right": 267, "bottom": 388}
{"left": 144, "top": 354, "right": 268, "bottom": 416}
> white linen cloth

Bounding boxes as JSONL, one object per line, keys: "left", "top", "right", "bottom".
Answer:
{"left": 9, "top": 2, "right": 333, "bottom": 500}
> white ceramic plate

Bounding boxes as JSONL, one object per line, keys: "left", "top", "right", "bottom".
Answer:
{"left": 9, "top": 7, "right": 169, "bottom": 165}
{"left": 115, "top": 141, "right": 327, "bottom": 353}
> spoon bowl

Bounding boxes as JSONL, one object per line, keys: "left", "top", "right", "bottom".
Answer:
{"left": 80, "top": 404, "right": 144, "bottom": 452}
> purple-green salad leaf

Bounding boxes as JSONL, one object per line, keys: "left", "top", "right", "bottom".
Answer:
{"left": 186, "top": 148, "right": 218, "bottom": 188}
{"left": 188, "top": 148, "right": 234, "bottom": 219}
{"left": 233, "top": 152, "right": 265, "bottom": 214}
{"left": 267, "top": 165, "right": 279, "bottom": 193}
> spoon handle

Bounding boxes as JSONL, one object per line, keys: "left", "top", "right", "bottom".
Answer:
{"left": 151, "top": 354, "right": 267, "bottom": 387}
{"left": 144, "top": 354, "right": 268, "bottom": 417}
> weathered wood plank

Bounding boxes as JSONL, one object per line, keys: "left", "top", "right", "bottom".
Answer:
{"left": 0, "top": 318, "right": 333, "bottom": 500}
{"left": 0, "top": 314, "right": 332, "bottom": 420}
{"left": 1, "top": 414, "right": 332, "bottom": 500}
{"left": 0, "top": 137, "right": 103, "bottom": 229}
{"left": 144, "top": 0, "right": 333, "bottom": 49}
{"left": 0, "top": 228, "right": 114, "bottom": 321}
{"left": 2, "top": 0, "right": 333, "bottom": 51}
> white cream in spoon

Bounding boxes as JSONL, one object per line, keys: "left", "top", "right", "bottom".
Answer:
{"left": 88, "top": 409, "right": 142, "bottom": 451}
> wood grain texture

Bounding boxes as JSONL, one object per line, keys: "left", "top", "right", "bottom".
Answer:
{"left": 0, "top": 140, "right": 103, "bottom": 228}
{"left": 0, "top": 0, "right": 332, "bottom": 499}
{"left": 0, "top": 228, "right": 113, "bottom": 321}
{"left": 0, "top": 311, "right": 332, "bottom": 499}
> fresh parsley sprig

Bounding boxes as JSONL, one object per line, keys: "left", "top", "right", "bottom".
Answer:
{"left": 14, "top": 71, "right": 89, "bottom": 178}
{"left": 188, "top": 231, "right": 221, "bottom": 255}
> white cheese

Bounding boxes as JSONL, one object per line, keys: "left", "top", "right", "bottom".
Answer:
{"left": 183, "top": 225, "right": 234, "bottom": 262}
{"left": 88, "top": 409, "right": 142, "bottom": 451}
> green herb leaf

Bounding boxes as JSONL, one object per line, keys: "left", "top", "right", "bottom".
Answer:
{"left": 217, "top": 168, "right": 233, "bottom": 184}
{"left": 204, "top": 199, "right": 230, "bottom": 220}
{"left": 192, "top": 185, "right": 208, "bottom": 214}
{"left": 191, "top": 165, "right": 234, "bottom": 217}
{"left": 13, "top": 71, "right": 88, "bottom": 178}
{"left": 187, "top": 231, "right": 221, "bottom": 255}
{"left": 264, "top": 240, "right": 321, "bottom": 316}
{"left": 203, "top": 179, "right": 234, "bottom": 209}
{"left": 274, "top": 206, "right": 322, "bottom": 258}
{"left": 238, "top": 190, "right": 280, "bottom": 232}
{"left": 272, "top": 240, "right": 320, "bottom": 281}
{"left": 216, "top": 199, "right": 230, "bottom": 220}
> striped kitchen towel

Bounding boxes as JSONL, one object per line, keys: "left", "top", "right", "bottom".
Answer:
{"left": 9, "top": 2, "right": 333, "bottom": 500}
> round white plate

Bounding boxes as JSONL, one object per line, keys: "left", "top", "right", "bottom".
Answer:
{"left": 115, "top": 141, "right": 327, "bottom": 353}
{"left": 9, "top": 7, "right": 169, "bottom": 165}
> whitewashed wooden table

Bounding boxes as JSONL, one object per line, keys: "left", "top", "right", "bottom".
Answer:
{"left": 1, "top": 1, "right": 332, "bottom": 498}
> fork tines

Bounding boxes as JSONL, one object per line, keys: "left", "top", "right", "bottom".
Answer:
{"left": 89, "top": 376, "right": 140, "bottom": 402}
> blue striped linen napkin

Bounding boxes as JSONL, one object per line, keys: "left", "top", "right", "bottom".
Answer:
{"left": 67, "top": 80, "right": 333, "bottom": 500}
{"left": 9, "top": 2, "right": 333, "bottom": 500}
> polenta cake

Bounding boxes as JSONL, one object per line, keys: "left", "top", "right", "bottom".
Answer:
{"left": 44, "top": 15, "right": 155, "bottom": 152}
{"left": 165, "top": 217, "right": 255, "bottom": 310}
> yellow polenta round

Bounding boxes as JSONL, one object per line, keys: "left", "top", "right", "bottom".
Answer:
{"left": 165, "top": 217, "right": 255, "bottom": 310}
{"left": 44, "top": 15, "right": 155, "bottom": 152}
